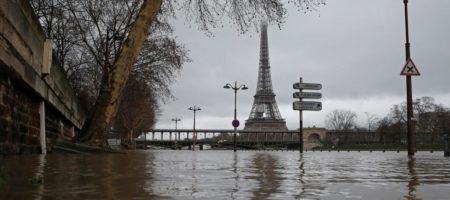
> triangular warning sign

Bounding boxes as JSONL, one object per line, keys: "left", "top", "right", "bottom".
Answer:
{"left": 400, "top": 58, "right": 420, "bottom": 76}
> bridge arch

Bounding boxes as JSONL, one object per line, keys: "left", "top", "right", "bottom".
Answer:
{"left": 307, "top": 133, "right": 321, "bottom": 142}
{"left": 303, "top": 128, "right": 326, "bottom": 150}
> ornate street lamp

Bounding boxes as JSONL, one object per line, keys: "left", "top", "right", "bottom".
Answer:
{"left": 224, "top": 81, "right": 248, "bottom": 152}
{"left": 172, "top": 117, "right": 181, "bottom": 141}
{"left": 188, "top": 106, "right": 201, "bottom": 151}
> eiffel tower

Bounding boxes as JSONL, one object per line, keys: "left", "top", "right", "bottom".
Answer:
{"left": 244, "top": 22, "right": 288, "bottom": 131}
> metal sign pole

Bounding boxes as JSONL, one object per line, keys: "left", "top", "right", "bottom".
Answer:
{"left": 233, "top": 83, "right": 237, "bottom": 152}
{"left": 299, "top": 77, "right": 303, "bottom": 153}
{"left": 444, "top": 134, "right": 449, "bottom": 157}
{"left": 404, "top": 0, "right": 415, "bottom": 156}
{"left": 193, "top": 109, "right": 196, "bottom": 151}
{"left": 293, "top": 78, "right": 321, "bottom": 153}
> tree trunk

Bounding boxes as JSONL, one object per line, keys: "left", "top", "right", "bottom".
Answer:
{"left": 77, "top": 0, "right": 162, "bottom": 143}
{"left": 127, "top": 129, "right": 134, "bottom": 144}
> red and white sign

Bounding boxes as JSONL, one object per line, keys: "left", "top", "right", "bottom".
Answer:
{"left": 400, "top": 58, "right": 420, "bottom": 76}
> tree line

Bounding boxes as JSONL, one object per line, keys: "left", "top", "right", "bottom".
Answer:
{"left": 325, "top": 96, "right": 450, "bottom": 144}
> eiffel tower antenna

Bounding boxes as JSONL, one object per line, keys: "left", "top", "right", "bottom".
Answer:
{"left": 244, "top": 22, "right": 287, "bottom": 131}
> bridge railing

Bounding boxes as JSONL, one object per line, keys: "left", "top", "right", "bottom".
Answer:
{"left": 139, "top": 129, "right": 303, "bottom": 143}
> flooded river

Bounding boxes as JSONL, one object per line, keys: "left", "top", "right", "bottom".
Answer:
{"left": 1, "top": 151, "right": 449, "bottom": 199}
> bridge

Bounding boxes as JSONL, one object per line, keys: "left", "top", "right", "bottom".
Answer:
{"left": 134, "top": 128, "right": 327, "bottom": 150}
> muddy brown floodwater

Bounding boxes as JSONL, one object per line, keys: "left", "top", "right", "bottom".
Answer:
{"left": 1, "top": 151, "right": 449, "bottom": 199}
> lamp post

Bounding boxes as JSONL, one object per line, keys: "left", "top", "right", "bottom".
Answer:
{"left": 172, "top": 117, "right": 181, "bottom": 141}
{"left": 188, "top": 106, "right": 201, "bottom": 151}
{"left": 224, "top": 81, "right": 248, "bottom": 152}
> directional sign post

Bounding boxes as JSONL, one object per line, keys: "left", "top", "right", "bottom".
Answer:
{"left": 293, "top": 101, "right": 322, "bottom": 111}
{"left": 293, "top": 77, "right": 322, "bottom": 153}
{"left": 293, "top": 83, "right": 322, "bottom": 90}
{"left": 293, "top": 92, "right": 322, "bottom": 99}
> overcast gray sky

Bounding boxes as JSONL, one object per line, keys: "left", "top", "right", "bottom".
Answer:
{"left": 155, "top": 0, "right": 450, "bottom": 130}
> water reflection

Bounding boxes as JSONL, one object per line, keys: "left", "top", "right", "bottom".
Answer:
{"left": 0, "top": 155, "right": 42, "bottom": 199}
{"left": 405, "top": 156, "right": 419, "bottom": 200}
{"left": 34, "top": 154, "right": 46, "bottom": 200}
{"left": 248, "top": 153, "right": 282, "bottom": 200}
{"left": 231, "top": 152, "right": 239, "bottom": 200}
{"left": 0, "top": 152, "right": 159, "bottom": 199}
{"left": 295, "top": 153, "right": 326, "bottom": 199}
{"left": 52, "top": 153, "right": 155, "bottom": 199}
{"left": 143, "top": 152, "right": 155, "bottom": 195}
{"left": 296, "top": 154, "right": 306, "bottom": 199}
{"left": 1, "top": 151, "right": 450, "bottom": 199}
{"left": 190, "top": 152, "right": 198, "bottom": 197}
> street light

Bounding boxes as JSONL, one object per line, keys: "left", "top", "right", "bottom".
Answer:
{"left": 188, "top": 106, "right": 201, "bottom": 151}
{"left": 172, "top": 118, "right": 181, "bottom": 130}
{"left": 172, "top": 117, "right": 181, "bottom": 141}
{"left": 224, "top": 81, "right": 248, "bottom": 152}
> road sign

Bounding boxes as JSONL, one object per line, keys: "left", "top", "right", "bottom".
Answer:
{"left": 400, "top": 58, "right": 420, "bottom": 76}
{"left": 232, "top": 119, "right": 240, "bottom": 128}
{"left": 293, "top": 101, "right": 322, "bottom": 111}
{"left": 293, "top": 92, "right": 322, "bottom": 99}
{"left": 293, "top": 83, "right": 322, "bottom": 90}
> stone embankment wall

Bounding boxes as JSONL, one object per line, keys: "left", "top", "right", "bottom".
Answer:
{"left": 0, "top": 0, "right": 86, "bottom": 154}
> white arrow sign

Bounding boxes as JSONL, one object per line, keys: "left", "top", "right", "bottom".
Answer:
{"left": 293, "top": 83, "right": 322, "bottom": 90}
{"left": 293, "top": 92, "right": 322, "bottom": 99}
{"left": 293, "top": 101, "right": 322, "bottom": 111}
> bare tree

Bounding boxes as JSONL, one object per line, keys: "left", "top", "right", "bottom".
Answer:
{"left": 377, "top": 117, "right": 391, "bottom": 144}
{"left": 376, "top": 116, "right": 403, "bottom": 144}
{"left": 325, "top": 109, "right": 357, "bottom": 131}
{"left": 364, "top": 112, "right": 378, "bottom": 132}
{"left": 414, "top": 97, "right": 450, "bottom": 144}
{"left": 114, "top": 75, "right": 157, "bottom": 146}
{"left": 377, "top": 96, "right": 450, "bottom": 144}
